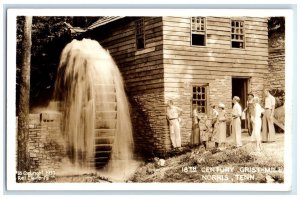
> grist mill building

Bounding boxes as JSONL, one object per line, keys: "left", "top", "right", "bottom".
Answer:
{"left": 77, "top": 16, "right": 269, "bottom": 157}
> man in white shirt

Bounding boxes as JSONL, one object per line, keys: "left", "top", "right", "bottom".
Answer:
{"left": 232, "top": 96, "right": 243, "bottom": 147}
{"left": 262, "top": 89, "right": 276, "bottom": 142}
{"left": 166, "top": 100, "right": 183, "bottom": 148}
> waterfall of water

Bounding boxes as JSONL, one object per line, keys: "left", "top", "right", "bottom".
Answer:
{"left": 53, "top": 39, "right": 136, "bottom": 178}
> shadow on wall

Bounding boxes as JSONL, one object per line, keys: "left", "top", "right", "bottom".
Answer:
{"left": 127, "top": 94, "right": 155, "bottom": 160}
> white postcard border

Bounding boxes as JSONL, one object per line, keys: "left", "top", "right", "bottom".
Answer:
{"left": 6, "top": 8, "right": 295, "bottom": 191}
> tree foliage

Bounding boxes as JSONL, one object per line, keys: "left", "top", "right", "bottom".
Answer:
{"left": 268, "top": 17, "right": 285, "bottom": 35}
{"left": 268, "top": 17, "right": 285, "bottom": 48}
{"left": 16, "top": 16, "right": 100, "bottom": 112}
{"left": 16, "top": 16, "right": 93, "bottom": 112}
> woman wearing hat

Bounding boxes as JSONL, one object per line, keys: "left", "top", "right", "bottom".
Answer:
{"left": 212, "top": 103, "right": 227, "bottom": 150}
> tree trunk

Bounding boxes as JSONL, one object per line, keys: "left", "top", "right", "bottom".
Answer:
{"left": 17, "top": 16, "right": 32, "bottom": 174}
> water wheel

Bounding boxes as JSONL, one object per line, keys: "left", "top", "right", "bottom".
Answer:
{"left": 93, "top": 80, "right": 117, "bottom": 169}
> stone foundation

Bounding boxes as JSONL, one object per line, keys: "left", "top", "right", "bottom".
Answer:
{"left": 128, "top": 89, "right": 169, "bottom": 157}
{"left": 266, "top": 48, "right": 285, "bottom": 90}
{"left": 26, "top": 113, "right": 66, "bottom": 171}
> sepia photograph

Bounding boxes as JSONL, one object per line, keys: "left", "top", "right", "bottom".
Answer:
{"left": 6, "top": 8, "right": 294, "bottom": 192}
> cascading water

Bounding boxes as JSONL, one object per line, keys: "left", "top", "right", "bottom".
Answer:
{"left": 53, "top": 39, "right": 136, "bottom": 179}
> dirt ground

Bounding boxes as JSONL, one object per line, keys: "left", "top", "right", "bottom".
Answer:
{"left": 130, "top": 132, "right": 285, "bottom": 183}
{"left": 29, "top": 132, "right": 284, "bottom": 183}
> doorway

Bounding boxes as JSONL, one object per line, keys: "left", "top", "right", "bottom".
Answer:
{"left": 232, "top": 77, "right": 249, "bottom": 129}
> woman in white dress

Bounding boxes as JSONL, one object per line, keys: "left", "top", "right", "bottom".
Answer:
{"left": 212, "top": 103, "right": 227, "bottom": 150}
{"left": 251, "top": 96, "right": 264, "bottom": 152}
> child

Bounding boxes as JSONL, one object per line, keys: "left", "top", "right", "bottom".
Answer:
{"left": 199, "top": 114, "right": 211, "bottom": 150}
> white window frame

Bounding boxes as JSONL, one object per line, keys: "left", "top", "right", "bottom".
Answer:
{"left": 231, "top": 19, "right": 246, "bottom": 49}
{"left": 190, "top": 17, "right": 207, "bottom": 47}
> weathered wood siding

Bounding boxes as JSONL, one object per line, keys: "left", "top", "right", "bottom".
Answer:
{"left": 90, "top": 17, "right": 164, "bottom": 93}
{"left": 162, "top": 16, "right": 269, "bottom": 146}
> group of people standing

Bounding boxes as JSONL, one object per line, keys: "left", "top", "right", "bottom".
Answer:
{"left": 166, "top": 89, "right": 276, "bottom": 152}
{"left": 245, "top": 89, "right": 276, "bottom": 151}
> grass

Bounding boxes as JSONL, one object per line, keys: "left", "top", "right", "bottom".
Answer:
{"left": 130, "top": 133, "right": 284, "bottom": 183}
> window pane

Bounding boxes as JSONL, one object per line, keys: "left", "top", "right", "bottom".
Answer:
{"left": 231, "top": 20, "right": 245, "bottom": 48}
{"left": 136, "top": 38, "right": 144, "bottom": 49}
{"left": 191, "top": 17, "right": 206, "bottom": 45}
{"left": 136, "top": 18, "right": 145, "bottom": 49}
{"left": 192, "top": 86, "right": 207, "bottom": 114}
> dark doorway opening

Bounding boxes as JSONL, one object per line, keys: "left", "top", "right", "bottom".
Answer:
{"left": 232, "top": 77, "right": 249, "bottom": 129}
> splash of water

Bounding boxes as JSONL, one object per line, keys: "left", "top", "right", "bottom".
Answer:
{"left": 53, "top": 39, "right": 136, "bottom": 178}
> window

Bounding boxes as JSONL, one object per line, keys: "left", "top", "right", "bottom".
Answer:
{"left": 135, "top": 18, "right": 145, "bottom": 50}
{"left": 192, "top": 85, "right": 207, "bottom": 113}
{"left": 231, "top": 20, "right": 245, "bottom": 48}
{"left": 191, "top": 17, "right": 206, "bottom": 46}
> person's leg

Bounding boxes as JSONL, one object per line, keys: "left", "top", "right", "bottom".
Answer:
{"left": 247, "top": 112, "right": 252, "bottom": 135}
{"left": 169, "top": 121, "right": 176, "bottom": 148}
{"left": 231, "top": 120, "right": 237, "bottom": 146}
{"left": 195, "top": 127, "right": 200, "bottom": 146}
{"left": 236, "top": 118, "right": 242, "bottom": 147}
{"left": 262, "top": 113, "right": 268, "bottom": 142}
{"left": 266, "top": 111, "right": 275, "bottom": 142}
{"left": 174, "top": 120, "right": 181, "bottom": 147}
{"left": 191, "top": 126, "right": 194, "bottom": 146}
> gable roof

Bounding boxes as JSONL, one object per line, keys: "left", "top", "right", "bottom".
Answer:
{"left": 87, "top": 16, "right": 125, "bottom": 30}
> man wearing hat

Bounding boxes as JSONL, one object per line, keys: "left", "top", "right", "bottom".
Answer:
{"left": 231, "top": 96, "right": 243, "bottom": 147}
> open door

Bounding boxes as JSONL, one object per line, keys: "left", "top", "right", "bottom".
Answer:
{"left": 232, "top": 77, "right": 249, "bottom": 130}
